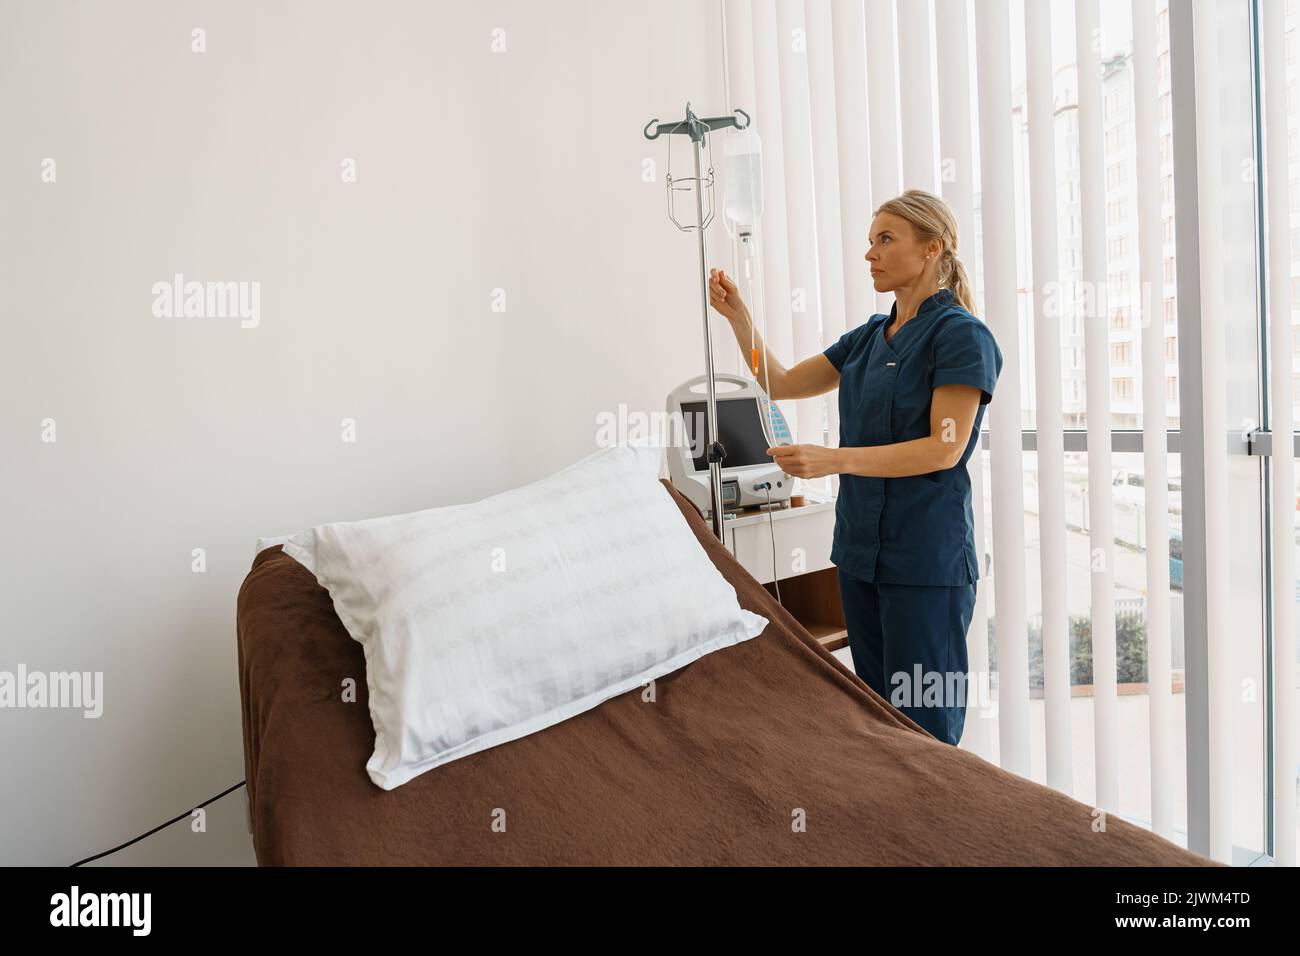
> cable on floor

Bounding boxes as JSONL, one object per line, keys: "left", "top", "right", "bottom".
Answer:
{"left": 70, "top": 780, "right": 246, "bottom": 867}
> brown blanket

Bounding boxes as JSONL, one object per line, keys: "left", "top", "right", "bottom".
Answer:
{"left": 236, "top": 480, "right": 1217, "bottom": 866}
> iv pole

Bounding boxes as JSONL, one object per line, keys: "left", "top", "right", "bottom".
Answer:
{"left": 643, "top": 102, "right": 751, "bottom": 543}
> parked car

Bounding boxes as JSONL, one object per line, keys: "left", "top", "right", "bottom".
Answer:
{"left": 1112, "top": 469, "right": 1146, "bottom": 509}
{"left": 1169, "top": 528, "right": 1300, "bottom": 600}
{"left": 1113, "top": 469, "right": 1182, "bottom": 510}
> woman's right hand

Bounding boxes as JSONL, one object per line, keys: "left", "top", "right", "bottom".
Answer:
{"left": 708, "top": 268, "right": 748, "bottom": 323}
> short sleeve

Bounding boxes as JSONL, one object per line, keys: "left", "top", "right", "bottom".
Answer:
{"left": 933, "top": 318, "right": 1003, "bottom": 404}
{"left": 822, "top": 321, "right": 869, "bottom": 372}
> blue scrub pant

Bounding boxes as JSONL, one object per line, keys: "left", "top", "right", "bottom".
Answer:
{"left": 836, "top": 571, "right": 977, "bottom": 746}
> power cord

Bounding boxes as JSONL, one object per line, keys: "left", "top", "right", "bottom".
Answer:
{"left": 69, "top": 780, "right": 246, "bottom": 867}
{"left": 757, "top": 481, "right": 782, "bottom": 606}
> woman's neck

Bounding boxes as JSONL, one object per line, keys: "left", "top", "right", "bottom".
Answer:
{"left": 891, "top": 280, "right": 942, "bottom": 328}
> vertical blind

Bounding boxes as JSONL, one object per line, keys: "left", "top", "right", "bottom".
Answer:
{"left": 1187, "top": 0, "right": 1232, "bottom": 864}
{"left": 935, "top": 0, "right": 993, "bottom": 760}
{"left": 1131, "top": 0, "right": 1176, "bottom": 845}
{"left": 720, "top": 0, "right": 1296, "bottom": 866}
{"left": 1262, "top": 0, "right": 1298, "bottom": 870}
{"left": 1074, "top": 0, "right": 1121, "bottom": 819}
{"left": 974, "top": 0, "right": 1032, "bottom": 778}
{"left": 1024, "top": 0, "right": 1074, "bottom": 797}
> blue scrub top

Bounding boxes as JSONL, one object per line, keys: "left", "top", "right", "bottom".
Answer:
{"left": 822, "top": 287, "right": 1003, "bottom": 586}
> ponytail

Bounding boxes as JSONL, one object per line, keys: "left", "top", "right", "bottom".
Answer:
{"left": 941, "top": 249, "right": 975, "bottom": 314}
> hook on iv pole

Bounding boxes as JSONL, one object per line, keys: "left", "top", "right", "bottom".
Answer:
{"left": 643, "top": 105, "right": 751, "bottom": 142}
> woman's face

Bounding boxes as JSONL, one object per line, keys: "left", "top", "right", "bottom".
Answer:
{"left": 864, "top": 212, "right": 938, "bottom": 294}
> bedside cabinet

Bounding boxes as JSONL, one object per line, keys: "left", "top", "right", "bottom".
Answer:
{"left": 722, "top": 494, "right": 848, "bottom": 653}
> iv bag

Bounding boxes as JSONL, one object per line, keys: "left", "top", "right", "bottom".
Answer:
{"left": 723, "top": 126, "right": 763, "bottom": 235}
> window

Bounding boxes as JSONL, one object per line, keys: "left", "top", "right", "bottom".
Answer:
{"left": 890, "top": 0, "right": 1277, "bottom": 859}
{"left": 1105, "top": 86, "right": 1129, "bottom": 121}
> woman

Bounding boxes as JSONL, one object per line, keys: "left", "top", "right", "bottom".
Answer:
{"left": 708, "top": 189, "right": 1002, "bottom": 746}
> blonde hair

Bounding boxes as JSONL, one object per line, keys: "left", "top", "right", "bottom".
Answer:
{"left": 873, "top": 189, "right": 975, "bottom": 314}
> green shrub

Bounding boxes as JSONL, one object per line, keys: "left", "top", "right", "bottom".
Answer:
{"left": 988, "top": 612, "right": 1149, "bottom": 687}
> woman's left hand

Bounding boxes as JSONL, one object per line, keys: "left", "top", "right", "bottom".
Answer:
{"left": 765, "top": 444, "right": 841, "bottom": 479}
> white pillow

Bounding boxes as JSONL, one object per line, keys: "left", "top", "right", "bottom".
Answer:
{"left": 281, "top": 442, "right": 768, "bottom": 790}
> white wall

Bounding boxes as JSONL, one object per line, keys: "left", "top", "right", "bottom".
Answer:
{"left": 0, "top": 0, "right": 729, "bottom": 865}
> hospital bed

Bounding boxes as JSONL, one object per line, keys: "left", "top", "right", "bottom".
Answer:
{"left": 235, "top": 479, "right": 1217, "bottom": 866}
